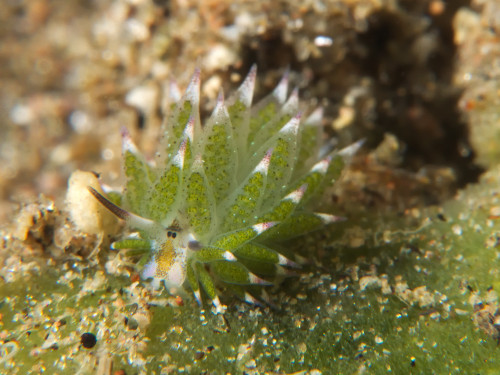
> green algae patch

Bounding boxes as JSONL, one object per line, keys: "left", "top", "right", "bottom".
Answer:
{"left": 0, "top": 262, "right": 153, "bottom": 374}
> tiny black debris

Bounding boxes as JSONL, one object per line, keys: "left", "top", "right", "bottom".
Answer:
{"left": 81, "top": 332, "right": 97, "bottom": 349}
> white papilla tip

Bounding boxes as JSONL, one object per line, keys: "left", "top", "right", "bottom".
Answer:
{"left": 212, "top": 296, "right": 226, "bottom": 314}
{"left": 338, "top": 139, "right": 365, "bottom": 159}
{"left": 305, "top": 107, "right": 324, "bottom": 126}
{"left": 223, "top": 251, "right": 237, "bottom": 262}
{"left": 282, "top": 87, "right": 299, "bottom": 114}
{"left": 193, "top": 290, "right": 202, "bottom": 305}
{"left": 253, "top": 148, "right": 273, "bottom": 174}
{"left": 248, "top": 273, "right": 272, "bottom": 286}
{"left": 173, "top": 139, "right": 187, "bottom": 168}
{"left": 252, "top": 221, "right": 278, "bottom": 235}
{"left": 244, "top": 292, "right": 260, "bottom": 305}
{"left": 285, "top": 184, "right": 307, "bottom": 203}
{"left": 311, "top": 158, "right": 330, "bottom": 174}
{"left": 278, "top": 254, "right": 299, "bottom": 268}
{"left": 121, "top": 127, "right": 139, "bottom": 154}
{"left": 183, "top": 116, "right": 195, "bottom": 142}
{"left": 315, "top": 213, "right": 346, "bottom": 224}
{"left": 169, "top": 80, "right": 182, "bottom": 102}
{"left": 213, "top": 90, "right": 230, "bottom": 119}
{"left": 237, "top": 64, "right": 257, "bottom": 107}
{"left": 185, "top": 68, "right": 201, "bottom": 105}
{"left": 216, "top": 89, "right": 225, "bottom": 107}
{"left": 279, "top": 113, "right": 301, "bottom": 135}
{"left": 273, "top": 68, "right": 289, "bottom": 104}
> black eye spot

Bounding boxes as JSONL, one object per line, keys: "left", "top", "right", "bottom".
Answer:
{"left": 81, "top": 332, "right": 97, "bottom": 349}
{"left": 167, "top": 231, "right": 172, "bottom": 237}
{"left": 172, "top": 232, "right": 177, "bottom": 238}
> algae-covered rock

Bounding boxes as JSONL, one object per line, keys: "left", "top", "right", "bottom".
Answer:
{"left": 3, "top": 165, "right": 500, "bottom": 373}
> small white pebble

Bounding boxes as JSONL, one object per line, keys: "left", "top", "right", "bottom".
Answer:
{"left": 10, "top": 103, "right": 34, "bottom": 126}
{"left": 126, "top": 85, "right": 158, "bottom": 114}
{"left": 69, "top": 110, "right": 91, "bottom": 133}
{"left": 203, "top": 44, "right": 237, "bottom": 71}
{"left": 202, "top": 76, "right": 222, "bottom": 100}
{"left": 125, "top": 18, "right": 150, "bottom": 41}
{"left": 452, "top": 224, "right": 463, "bottom": 235}
{"left": 314, "top": 35, "right": 333, "bottom": 47}
{"left": 359, "top": 276, "right": 381, "bottom": 291}
{"left": 245, "top": 359, "right": 257, "bottom": 369}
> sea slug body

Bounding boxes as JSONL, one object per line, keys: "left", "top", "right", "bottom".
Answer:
{"left": 89, "top": 65, "right": 359, "bottom": 310}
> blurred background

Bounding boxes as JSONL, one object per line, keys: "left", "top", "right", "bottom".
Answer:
{"left": 1, "top": 0, "right": 498, "bottom": 223}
